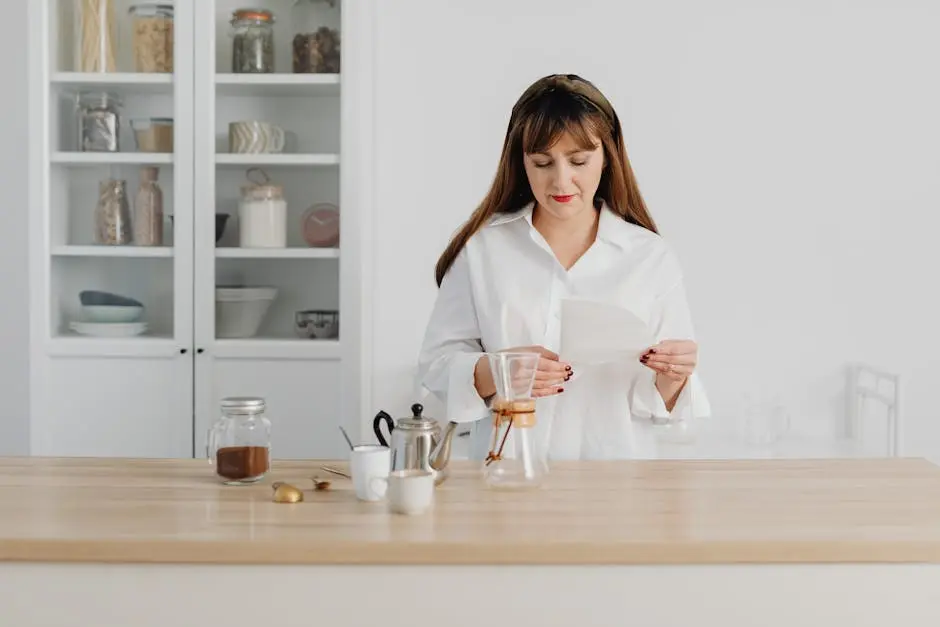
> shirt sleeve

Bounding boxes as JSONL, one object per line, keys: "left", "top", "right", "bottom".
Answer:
{"left": 415, "top": 248, "right": 492, "bottom": 424}
{"left": 629, "top": 275, "right": 712, "bottom": 422}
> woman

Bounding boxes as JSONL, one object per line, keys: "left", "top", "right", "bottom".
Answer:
{"left": 416, "top": 74, "right": 710, "bottom": 460}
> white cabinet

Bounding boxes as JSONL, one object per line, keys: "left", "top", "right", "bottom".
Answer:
{"left": 28, "top": 0, "right": 373, "bottom": 459}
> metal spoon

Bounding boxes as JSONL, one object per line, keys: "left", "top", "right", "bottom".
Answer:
{"left": 319, "top": 465, "right": 351, "bottom": 479}
{"left": 338, "top": 425, "right": 354, "bottom": 451}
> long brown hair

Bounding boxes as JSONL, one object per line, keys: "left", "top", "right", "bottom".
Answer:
{"left": 434, "top": 73, "right": 658, "bottom": 286}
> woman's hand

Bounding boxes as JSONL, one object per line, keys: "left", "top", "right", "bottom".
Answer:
{"left": 474, "top": 346, "right": 571, "bottom": 399}
{"left": 640, "top": 340, "right": 698, "bottom": 382}
{"left": 640, "top": 340, "right": 697, "bottom": 411}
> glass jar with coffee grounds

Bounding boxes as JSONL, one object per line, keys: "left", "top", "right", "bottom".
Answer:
{"left": 208, "top": 396, "right": 272, "bottom": 485}
{"left": 290, "top": 0, "right": 340, "bottom": 73}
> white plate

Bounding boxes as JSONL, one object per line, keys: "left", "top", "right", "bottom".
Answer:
{"left": 69, "top": 321, "right": 149, "bottom": 338}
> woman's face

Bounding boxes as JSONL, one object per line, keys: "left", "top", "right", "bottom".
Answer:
{"left": 523, "top": 131, "right": 605, "bottom": 221}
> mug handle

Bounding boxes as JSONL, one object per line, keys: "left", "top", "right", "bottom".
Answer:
{"left": 272, "top": 126, "right": 285, "bottom": 153}
{"left": 369, "top": 476, "right": 388, "bottom": 499}
{"left": 373, "top": 410, "right": 394, "bottom": 447}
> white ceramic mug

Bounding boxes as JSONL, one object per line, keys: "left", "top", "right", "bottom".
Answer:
{"left": 350, "top": 444, "right": 390, "bottom": 502}
{"left": 229, "top": 121, "right": 286, "bottom": 154}
{"left": 371, "top": 469, "right": 435, "bottom": 515}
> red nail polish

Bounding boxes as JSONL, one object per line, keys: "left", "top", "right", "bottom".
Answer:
{"left": 557, "top": 387, "right": 564, "bottom": 393}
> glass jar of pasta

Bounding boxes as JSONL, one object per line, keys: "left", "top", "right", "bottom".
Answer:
{"left": 128, "top": 3, "right": 174, "bottom": 73}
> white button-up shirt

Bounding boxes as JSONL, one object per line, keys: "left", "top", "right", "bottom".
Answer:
{"left": 416, "top": 203, "right": 711, "bottom": 460}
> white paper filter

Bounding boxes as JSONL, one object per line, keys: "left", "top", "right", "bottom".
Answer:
{"left": 559, "top": 299, "right": 655, "bottom": 365}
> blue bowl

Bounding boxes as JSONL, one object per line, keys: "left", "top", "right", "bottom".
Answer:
{"left": 79, "top": 290, "right": 144, "bottom": 308}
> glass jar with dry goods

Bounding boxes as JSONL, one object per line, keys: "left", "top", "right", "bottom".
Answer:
{"left": 129, "top": 3, "right": 174, "bottom": 73}
{"left": 133, "top": 167, "right": 163, "bottom": 246}
{"left": 130, "top": 117, "right": 173, "bottom": 152}
{"left": 230, "top": 9, "right": 275, "bottom": 73}
{"left": 76, "top": 91, "right": 122, "bottom": 152}
{"left": 207, "top": 397, "right": 272, "bottom": 485}
{"left": 95, "top": 178, "right": 132, "bottom": 245}
{"left": 290, "top": 0, "right": 341, "bottom": 73}
{"left": 239, "top": 168, "right": 287, "bottom": 248}
{"left": 74, "top": 0, "right": 120, "bottom": 72}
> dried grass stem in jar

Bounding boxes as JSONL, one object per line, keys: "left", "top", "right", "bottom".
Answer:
{"left": 231, "top": 9, "right": 275, "bottom": 73}
{"left": 129, "top": 3, "right": 174, "bottom": 73}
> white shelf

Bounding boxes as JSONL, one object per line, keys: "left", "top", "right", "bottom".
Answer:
{"left": 215, "top": 153, "right": 339, "bottom": 167}
{"left": 215, "top": 73, "right": 340, "bottom": 97}
{"left": 46, "top": 336, "right": 178, "bottom": 358}
{"left": 215, "top": 248, "right": 339, "bottom": 259}
{"left": 52, "top": 245, "right": 174, "bottom": 258}
{"left": 51, "top": 152, "right": 174, "bottom": 165}
{"left": 51, "top": 72, "right": 173, "bottom": 95}
{"left": 212, "top": 339, "right": 341, "bottom": 361}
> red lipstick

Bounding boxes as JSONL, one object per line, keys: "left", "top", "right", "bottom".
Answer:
{"left": 551, "top": 195, "right": 575, "bottom": 203}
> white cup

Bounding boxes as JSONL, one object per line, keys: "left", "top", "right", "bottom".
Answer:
{"left": 371, "top": 470, "right": 435, "bottom": 516}
{"left": 350, "top": 444, "right": 390, "bottom": 502}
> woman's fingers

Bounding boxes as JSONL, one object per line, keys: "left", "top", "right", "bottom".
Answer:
{"left": 532, "top": 384, "right": 565, "bottom": 398}
{"left": 533, "top": 364, "right": 571, "bottom": 381}
{"left": 642, "top": 361, "right": 694, "bottom": 378}
{"left": 640, "top": 339, "right": 698, "bottom": 379}
{"left": 646, "top": 340, "right": 697, "bottom": 356}
{"left": 497, "top": 346, "right": 570, "bottom": 397}
{"left": 642, "top": 353, "right": 697, "bottom": 367}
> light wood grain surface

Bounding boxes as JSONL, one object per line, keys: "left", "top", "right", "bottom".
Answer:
{"left": 2, "top": 457, "right": 940, "bottom": 565}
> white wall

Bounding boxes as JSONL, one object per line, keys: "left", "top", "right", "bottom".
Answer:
{"left": 370, "top": 1, "right": 940, "bottom": 457}
{"left": 6, "top": 1, "right": 938, "bottom": 459}
{"left": 0, "top": 0, "right": 29, "bottom": 455}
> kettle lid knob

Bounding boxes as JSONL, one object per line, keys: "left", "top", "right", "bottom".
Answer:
{"left": 410, "top": 403, "right": 424, "bottom": 417}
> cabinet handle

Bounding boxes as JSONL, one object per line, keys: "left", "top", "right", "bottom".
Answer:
{"left": 180, "top": 348, "right": 188, "bottom": 354}
{"left": 197, "top": 348, "right": 205, "bottom": 354}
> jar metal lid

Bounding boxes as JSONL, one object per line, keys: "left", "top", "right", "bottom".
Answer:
{"left": 221, "top": 396, "right": 266, "bottom": 414}
{"left": 232, "top": 8, "right": 275, "bottom": 23}
{"left": 76, "top": 91, "right": 122, "bottom": 108}
{"left": 130, "top": 117, "right": 174, "bottom": 126}
{"left": 129, "top": 4, "right": 174, "bottom": 17}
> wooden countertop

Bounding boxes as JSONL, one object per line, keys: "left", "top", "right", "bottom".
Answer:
{"left": 3, "top": 457, "right": 940, "bottom": 565}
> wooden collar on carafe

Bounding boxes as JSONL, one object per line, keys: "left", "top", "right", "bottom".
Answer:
{"left": 492, "top": 398, "right": 537, "bottom": 428}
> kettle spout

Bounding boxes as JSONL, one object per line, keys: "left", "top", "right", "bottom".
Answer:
{"left": 429, "top": 421, "right": 459, "bottom": 472}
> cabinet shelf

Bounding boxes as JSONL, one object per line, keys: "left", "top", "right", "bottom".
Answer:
{"left": 212, "top": 339, "right": 341, "bottom": 361}
{"left": 215, "top": 154, "right": 339, "bottom": 167}
{"left": 52, "top": 246, "right": 174, "bottom": 258}
{"left": 51, "top": 152, "right": 174, "bottom": 165}
{"left": 215, "top": 73, "right": 340, "bottom": 97}
{"left": 215, "top": 248, "right": 338, "bottom": 259}
{"left": 51, "top": 72, "right": 174, "bottom": 95}
{"left": 47, "top": 336, "right": 178, "bottom": 358}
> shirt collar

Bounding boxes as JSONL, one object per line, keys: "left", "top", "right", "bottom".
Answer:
{"left": 488, "top": 201, "right": 632, "bottom": 250}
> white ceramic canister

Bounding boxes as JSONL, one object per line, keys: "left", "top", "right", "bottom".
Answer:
{"left": 238, "top": 170, "right": 286, "bottom": 248}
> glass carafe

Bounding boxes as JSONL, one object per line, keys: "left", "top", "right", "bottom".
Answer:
{"left": 483, "top": 352, "right": 548, "bottom": 489}
{"left": 207, "top": 397, "right": 272, "bottom": 485}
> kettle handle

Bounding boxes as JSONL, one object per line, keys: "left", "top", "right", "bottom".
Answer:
{"left": 373, "top": 410, "right": 394, "bottom": 447}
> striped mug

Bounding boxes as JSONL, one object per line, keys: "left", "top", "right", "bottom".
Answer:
{"left": 228, "top": 121, "right": 286, "bottom": 154}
